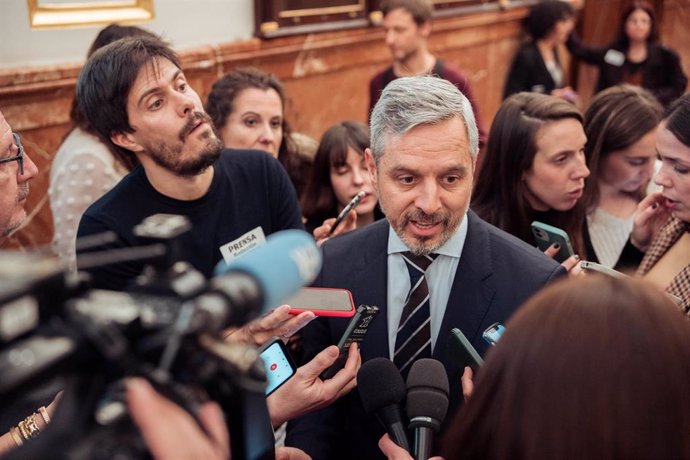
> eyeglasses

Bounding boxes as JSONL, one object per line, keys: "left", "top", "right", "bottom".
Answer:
{"left": 0, "top": 133, "right": 24, "bottom": 175}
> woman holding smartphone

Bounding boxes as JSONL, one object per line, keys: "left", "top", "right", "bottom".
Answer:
{"left": 581, "top": 84, "right": 662, "bottom": 269}
{"left": 301, "top": 121, "right": 382, "bottom": 235}
{"left": 472, "top": 92, "right": 589, "bottom": 269}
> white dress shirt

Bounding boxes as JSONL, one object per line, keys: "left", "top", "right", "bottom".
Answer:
{"left": 386, "top": 214, "right": 468, "bottom": 359}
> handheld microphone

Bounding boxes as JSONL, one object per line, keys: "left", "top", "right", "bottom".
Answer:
{"left": 406, "top": 359, "right": 449, "bottom": 460}
{"left": 211, "top": 230, "right": 322, "bottom": 325}
{"left": 358, "top": 357, "right": 411, "bottom": 453}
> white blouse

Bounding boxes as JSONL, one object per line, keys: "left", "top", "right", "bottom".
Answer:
{"left": 49, "top": 128, "right": 127, "bottom": 272}
{"left": 587, "top": 207, "right": 635, "bottom": 268}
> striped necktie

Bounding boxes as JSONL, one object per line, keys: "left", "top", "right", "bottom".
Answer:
{"left": 394, "top": 252, "right": 437, "bottom": 375}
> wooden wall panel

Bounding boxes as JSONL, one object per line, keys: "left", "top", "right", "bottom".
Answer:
{"left": 662, "top": 0, "right": 690, "bottom": 89}
{"left": 0, "top": 4, "right": 546, "bottom": 251}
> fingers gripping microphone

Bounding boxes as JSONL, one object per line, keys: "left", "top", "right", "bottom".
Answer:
{"left": 358, "top": 358, "right": 411, "bottom": 453}
{"left": 406, "top": 359, "right": 450, "bottom": 460}
{"left": 210, "top": 230, "right": 322, "bottom": 325}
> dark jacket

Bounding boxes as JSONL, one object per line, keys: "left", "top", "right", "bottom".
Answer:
{"left": 504, "top": 41, "right": 565, "bottom": 99}
{"left": 286, "top": 212, "right": 564, "bottom": 460}
{"left": 567, "top": 33, "right": 688, "bottom": 106}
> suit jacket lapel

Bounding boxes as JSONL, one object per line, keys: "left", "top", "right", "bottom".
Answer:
{"left": 435, "top": 211, "right": 496, "bottom": 362}
{"left": 346, "top": 220, "right": 391, "bottom": 362}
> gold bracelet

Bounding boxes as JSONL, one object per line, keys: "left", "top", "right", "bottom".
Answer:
{"left": 9, "top": 426, "right": 23, "bottom": 447}
{"left": 17, "top": 420, "right": 30, "bottom": 441}
{"left": 38, "top": 406, "right": 50, "bottom": 425}
{"left": 22, "top": 414, "right": 40, "bottom": 438}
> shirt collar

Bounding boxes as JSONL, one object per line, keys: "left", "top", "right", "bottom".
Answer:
{"left": 387, "top": 212, "right": 468, "bottom": 258}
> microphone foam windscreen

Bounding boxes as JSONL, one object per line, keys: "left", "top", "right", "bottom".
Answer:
{"left": 214, "top": 229, "right": 321, "bottom": 311}
{"left": 358, "top": 357, "right": 407, "bottom": 414}
{"left": 406, "top": 358, "right": 450, "bottom": 421}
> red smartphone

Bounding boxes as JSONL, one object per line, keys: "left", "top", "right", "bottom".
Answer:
{"left": 284, "top": 287, "right": 356, "bottom": 317}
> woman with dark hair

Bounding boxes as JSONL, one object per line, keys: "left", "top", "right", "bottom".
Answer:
{"left": 445, "top": 275, "right": 690, "bottom": 460}
{"left": 301, "top": 121, "right": 381, "bottom": 234}
{"left": 50, "top": 24, "right": 157, "bottom": 272}
{"left": 205, "top": 67, "right": 312, "bottom": 196}
{"left": 631, "top": 92, "right": 690, "bottom": 311}
{"left": 472, "top": 92, "right": 588, "bottom": 267}
{"left": 567, "top": 0, "right": 687, "bottom": 106}
{"left": 503, "top": 0, "right": 578, "bottom": 101}
{"left": 582, "top": 84, "right": 663, "bottom": 269}
{"left": 379, "top": 275, "right": 690, "bottom": 460}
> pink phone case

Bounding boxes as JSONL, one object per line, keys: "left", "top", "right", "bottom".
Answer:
{"left": 286, "top": 287, "right": 356, "bottom": 317}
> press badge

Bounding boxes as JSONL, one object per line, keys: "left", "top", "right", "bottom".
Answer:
{"left": 604, "top": 49, "right": 625, "bottom": 67}
{"left": 219, "top": 226, "right": 266, "bottom": 263}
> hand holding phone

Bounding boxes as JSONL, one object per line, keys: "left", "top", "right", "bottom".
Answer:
{"left": 327, "top": 191, "right": 366, "bottom": 237}
{"left": 320, "top": 305, "right": 379, "bottom": 379}
{"left": 259, "top": 337, "right": 297, "bottom": 396}
{"left": 531, "top": 221, "right": 574, "bottom": 263}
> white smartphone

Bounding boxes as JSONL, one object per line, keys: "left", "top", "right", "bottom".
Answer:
{"left": 580, "top": 261, "right": 629, "bottom": 279}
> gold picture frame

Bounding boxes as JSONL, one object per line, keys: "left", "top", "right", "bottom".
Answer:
{"left": 27, "top": 0, "right": 154, "bottom": 30}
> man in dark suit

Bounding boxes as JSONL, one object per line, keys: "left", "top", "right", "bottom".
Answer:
{"left": 286, "top": 76, "right": 564, "bottom": 460}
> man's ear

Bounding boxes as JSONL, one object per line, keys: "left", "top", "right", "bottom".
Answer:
{"left": 365, "top": 148, "right": 378, "bottom": 187}
{"left": 420, "top": 21, "right": 432, "bottom": 39}
{"left": 111, "top": 131, "right": 144, "bottom": 153}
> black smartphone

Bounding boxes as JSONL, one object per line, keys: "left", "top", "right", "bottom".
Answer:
{"left": 447, "top": 327, "right": 484, "bottom": 371}
{"left": 259, "top": 337, "right": 297, "bottom": 396}
{"left": 285, "top": 287, "right": 356, "bottom": 318}
{"left": 327, "top": 191, "right": 366, "bottom": 236}
{"left": 320, "top": 305, "right": 379, "bottom": 379}
{"left": 530, "top": 221, "right": 574, "bottom": 263}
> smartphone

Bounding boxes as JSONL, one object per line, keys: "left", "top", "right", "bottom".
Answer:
{"left": 580, "top": 261, "right": 630, "bottom": 279}
{"left": 531, "top": 221, "right": 574, "bottom": 263}
{"left": 447, "top": 327, "right": 484, "bottom": 371}
{"left": 581, "top": 262, "right": 684, "bottom": 306}
{"left": 259, "top": 338, "right": 297, "bottom": 396}
{"left": 482, "top": 322, "right": 505, "bottom": 347}
{"left": 320, "top": 305, "right": 379, "bottom": 379}
{"left": 328, "top": 191, "right": 366, "bottom": 236}
{"left": 285, "top": 287, "right": 356, "bottom": 318}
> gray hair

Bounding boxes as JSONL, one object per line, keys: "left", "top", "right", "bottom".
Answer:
{"left": 370, "top": 76, "right": 479, "bottom": 162}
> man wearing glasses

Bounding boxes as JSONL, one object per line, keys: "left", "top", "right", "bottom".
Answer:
{"left": 0, "top": 110, "right": 38, "bottom": 238}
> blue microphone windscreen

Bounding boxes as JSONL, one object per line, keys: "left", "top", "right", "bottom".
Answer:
{"left": 214, "top": 230, "right": 321, "bottom": 312}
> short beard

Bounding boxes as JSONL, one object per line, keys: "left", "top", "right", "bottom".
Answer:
{"left": 149, "top": 111, "right": 223, "bottom": 177}
{"left": 378, "top": 194, "right": 463, "bottom": 256}
{"left": 150, "top": 133, "right": 222, "bottom": 177}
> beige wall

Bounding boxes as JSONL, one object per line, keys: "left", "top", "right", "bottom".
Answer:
{"left": 0, "top": 0, "right": 254, "bottom": 69}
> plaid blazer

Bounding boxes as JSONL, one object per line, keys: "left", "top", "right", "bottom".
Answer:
{"left": 636, "top": 217, "right": 690, "bottom": 313}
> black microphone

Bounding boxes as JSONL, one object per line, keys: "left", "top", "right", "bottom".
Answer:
{"left": 406, "top": 359, "right": 449, "bottom": 460}
{"left": 358, "top": 357, "right": 411, "bottom": 452}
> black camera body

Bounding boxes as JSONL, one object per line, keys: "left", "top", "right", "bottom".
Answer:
{"left": 0, "top": 214, "right": 275, "bottom": 460}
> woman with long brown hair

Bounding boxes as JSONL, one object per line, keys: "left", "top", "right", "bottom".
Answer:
{"left": 472, "top": 92, "right": 589, "bottom": 267}
{"left": 582, "top": 84, "right": 662, "bottom": 269}
{"left": 205, "top": 67, "right": 312, "bottom": 197}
